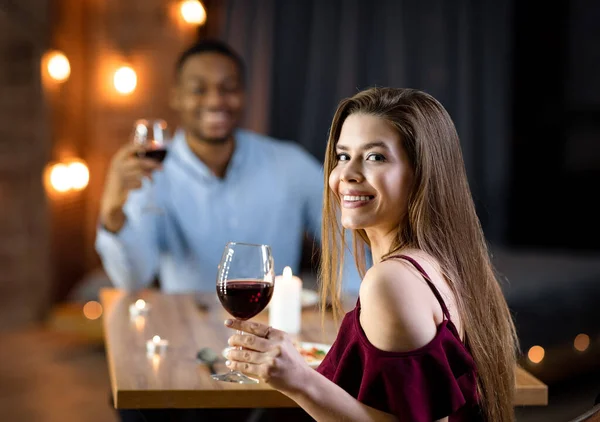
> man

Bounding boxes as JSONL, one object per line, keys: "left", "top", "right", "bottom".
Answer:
{"left": 96, "top": 39, "right": 361, "bottom": 295}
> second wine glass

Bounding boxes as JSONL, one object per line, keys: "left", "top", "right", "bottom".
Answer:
{"left": 132, "top": 118, "right": 170, "bottom": 213}
{"left": 213, "top": 242, "right": 275, "bottom": 384}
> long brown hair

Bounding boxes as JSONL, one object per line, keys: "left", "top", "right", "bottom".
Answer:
{"left": 320, "top": 87, "right": 518, "bottom": 422}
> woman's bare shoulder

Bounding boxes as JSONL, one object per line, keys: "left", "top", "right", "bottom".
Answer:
{"left": 359, "top": 257, "right": 440, "bottom": 352}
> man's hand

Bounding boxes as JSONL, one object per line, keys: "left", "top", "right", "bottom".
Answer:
{"left": 99, "top": 144, "right": 162, "bottom": 233}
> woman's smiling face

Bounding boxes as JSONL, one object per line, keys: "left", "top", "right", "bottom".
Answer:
{"left": 329, "top": 113, "right": 414, "bottom": 234}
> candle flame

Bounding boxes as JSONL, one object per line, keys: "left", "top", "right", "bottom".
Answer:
{"left": 134, "top": 316, "right": 146, "bottom": 331}
{"left": 151, "top": 354, "right": 161, "bottom": 370}
{"left": 135, "top": 299, "right": 146, "bottom": 309}
{"left": 153, "top": 335, "right": 161, "bottom": 343}
{"left": 283, "top": 266, "right": 293, "bottom": 279}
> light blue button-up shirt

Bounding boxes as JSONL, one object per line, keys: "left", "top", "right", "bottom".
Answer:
{"left": 96, "top": 129, "right": 363, "bottom": 294}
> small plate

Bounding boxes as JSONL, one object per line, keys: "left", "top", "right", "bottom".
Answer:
{"left": 223, "top": 341, "right": 331, "bottom": 368}
{"left": 297, "top": 342, "right": 331, "bottom": 367}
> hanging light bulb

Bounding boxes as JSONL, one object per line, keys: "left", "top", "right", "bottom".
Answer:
{"left": 180, "top": 0, "right": 207, "bottom": 25}
{"left": 44, "top": 159, "right": 90, "bottom": 194}
{"left": 45, "top": 50, "right": 71, "bottom": 82}
{"left": 48, "top": 163, "right": 71, "bottom": 192}
{"left": 67, "top": 160, "right": 90, "bottom": 191}
{"left": 114, "top": 65, "right": 137, "bottom": 95}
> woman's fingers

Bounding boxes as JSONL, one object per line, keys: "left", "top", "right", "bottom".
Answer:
{"left": 226, "top": 360, "right": 262, "bottom": 377}
{"left": 227, "top": 346, "right": 280, "bottom": 364}
{"left": 225, "top": 319, "right": 272, "bottom": 338}
{"left": 226, "top": 347, "right": 281, "bottom": 382}
{"left": 228, "top": 334, "right": 271, "bottom": 352}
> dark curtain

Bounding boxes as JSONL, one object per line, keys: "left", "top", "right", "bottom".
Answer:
{"left": 207, "top": 0, "right": 514, "bottom": 245}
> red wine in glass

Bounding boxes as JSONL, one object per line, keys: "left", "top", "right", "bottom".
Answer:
{"left": 137, "top": 147, "right": 168, "bottom": 163}
{"left": 131, "top": 119, "right": 170, "bottom": 212}
{"left": 217, "top": 280, "right": 274, "bottom": 320}
{"left": 213, "top": 242, "right": 275, "bottom": 384}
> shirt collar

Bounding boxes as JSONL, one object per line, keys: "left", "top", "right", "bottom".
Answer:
{"left": 171, "top": 128, "right": 248, "bottom": 181}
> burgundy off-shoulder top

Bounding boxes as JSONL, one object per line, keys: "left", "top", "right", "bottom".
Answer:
{"left": 317, "top": 255, "right": 483, "bottom": 421}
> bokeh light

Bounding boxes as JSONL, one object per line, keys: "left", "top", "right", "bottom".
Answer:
{"left": 527, "top": 345, "right": 545, "bottom": 364}
{"left": 180, "top": 0, "right": 206, "bottom": 25}
{"left": 83, "top": 301, "right": 103, "bottom": 320}
{"left": 574, "top": 333, "right": 590, "bottom": 352}
{"left": 114, "top": 66, "right": 137, "bottom": 95}
{"left": 46, "top": 51, "right": 71, "bottom": 82}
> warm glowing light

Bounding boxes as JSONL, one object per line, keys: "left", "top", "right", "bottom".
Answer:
{"left": 134, "top": 316, "right": 146, "bottom": 331}
{"left": 135, "top": 299, "right": 146, "bottom": 310}
{"left": 527, "top": 345, "right": 545, "bottom": 364}
{"left": 49, "top": 163, "right": 71, "bottom": 192}
{"left": 83, "top": 301, "right": 103, "bottom": 320}
{"left": 67, "top": 161, "right": 89, "bottom": 190}
{"left": 46, "top": 159, "right": 90, "bottom": 194}
{"left": 283, "top": 266, "right": 293, "bottom": 279}
{"left": 153, "top": 335, "right": 161, "bottom": 343}
{"left": 180, "top": 0, "right": 206, "bottom": 25}
{"left": 151, "top": 353, "right": 161, "bottom": 370}
{"left": 574, "top": 334, "right": 590, "bottom": 352}
{"left": 46, "top": 51, "right": 71, "bottom": 82}
{"left": 113, "top": 66, "right": 137, "bottom": 95}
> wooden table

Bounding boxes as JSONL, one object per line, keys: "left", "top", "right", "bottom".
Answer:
{"left": 100, "top": 288, "right": 548, "bottom": 409}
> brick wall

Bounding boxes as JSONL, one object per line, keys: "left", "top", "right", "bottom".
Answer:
{"left": 0, "top": 0, "right": 52, "bottom": 329}
{"left": 0, "top": 0, "right": 206, "bottom": 327}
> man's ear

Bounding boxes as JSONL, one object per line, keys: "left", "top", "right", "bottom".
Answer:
{"left": 169, "top": 86, "right": 180, "bottom": 111}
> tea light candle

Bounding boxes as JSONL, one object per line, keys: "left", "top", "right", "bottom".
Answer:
{"left": 129, "top": 299, "right": 151, "bottom": 317}
{"left": 269, "top": 266, "right": 302, "bottom": 334}
{"left": 146, "top": 335, "right": 169, "bottom": 355}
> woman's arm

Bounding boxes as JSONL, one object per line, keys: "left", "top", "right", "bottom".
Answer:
{"left": 224, "top": 319, "right": 396, "bottom": 422}
{"left": 287, "top": 368, "right": 396, "bottom": 422}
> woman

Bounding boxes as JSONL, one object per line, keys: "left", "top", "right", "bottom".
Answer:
{"left": 224, "top": 87, "right": 518, "bottom": 421}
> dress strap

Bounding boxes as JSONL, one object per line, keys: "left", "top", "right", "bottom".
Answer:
{"left": 383, "top": 254, "right": 452, "bottom": 321}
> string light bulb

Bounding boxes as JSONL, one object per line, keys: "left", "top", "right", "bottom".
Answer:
{"left": 113, "top": 65, "right": 137, "bottom": 95}
{"left": 180, "top": 0, "right": 207, "bottom": 25}
{"left": 45, "top": 51, "right": 71, "bottom": 82}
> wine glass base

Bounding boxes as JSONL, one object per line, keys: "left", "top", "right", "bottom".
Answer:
{"left": 211, "top": 370, "right": 259, "bottom": 384}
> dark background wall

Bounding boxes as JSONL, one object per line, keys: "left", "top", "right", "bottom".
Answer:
{"left": 510, "top": 0, "right": 600, "bottom": 251}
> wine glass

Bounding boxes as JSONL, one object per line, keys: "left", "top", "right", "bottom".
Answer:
{"left": 132, "top": 119, "right": 170, "bottom": 213}
{"left": 213, "top": 242, "right": 276, "bottom": 384}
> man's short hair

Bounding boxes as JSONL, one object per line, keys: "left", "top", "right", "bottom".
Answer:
{"left": 175, "top": 39, "right": 245, "bottom": 84}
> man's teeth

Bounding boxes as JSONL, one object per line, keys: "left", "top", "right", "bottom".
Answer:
{"left": 204, "top": 112, "right": 229, "bottom": 124}
{"left": 343, "top": 195, "right": 372, "bottom": 202}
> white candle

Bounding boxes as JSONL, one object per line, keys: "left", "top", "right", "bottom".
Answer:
{"left": 146, "top": 335, "right": 169, "bottom": 355}
{"left": 129, "top": 299, "right": 151, "bottom": 317}
{"left": 269, "top": 266, "right": 302, "bottom": 334}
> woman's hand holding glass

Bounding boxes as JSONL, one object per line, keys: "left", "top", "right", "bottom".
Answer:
{"left": 224, "top": 319, "right": 313, "bottom": 394}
